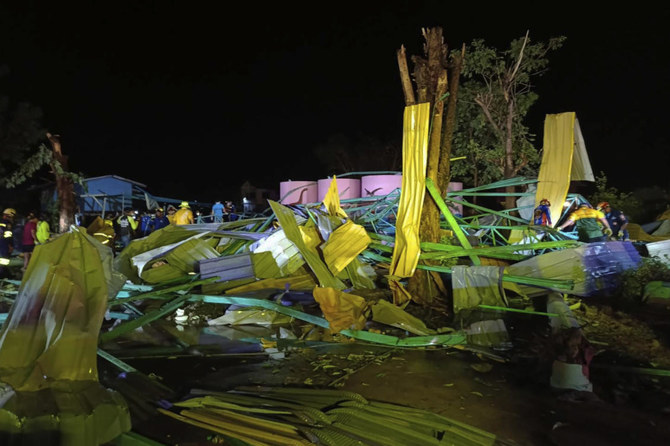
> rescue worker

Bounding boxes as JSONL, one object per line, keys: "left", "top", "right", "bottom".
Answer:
{"left": 166, "top": 205, "right": 177, "bottom": 224}
{"left": 147, "top": 207, "right": 170, "bottom": 233}
{"left": 557, "top": 202, "right": 612, "bottom": 243}
{"left": 533, "top": 198, "right": 552, "bottom": 226}
{"left": 174, "top": 201, "right": 194, "bottom": 225}
{"left": 35, "top": 213, "right": 51, "bottom": 245}
{"left": 0, "top": 208, "right": 17, "bottom": 279}
{"left": 597, "top": 202, "right": 630, "bottom": 241}
{"left": 116, "top": 208, "right": 138, "bottom": 250}
{"left": 89, "top": 215, "right": 114, "bottom": 247}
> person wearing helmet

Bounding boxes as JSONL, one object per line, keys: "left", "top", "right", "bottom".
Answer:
{"left": 0, "top": 208, "right": 16, "bottom": 278}
{"left": 596, "top": 202, "right": 630, "bottom": 241}
{"left": 174, "top": 201, "right": 194, "bottom": 225}
{"left": 557, "top": 202, "right": 612, "bottom": 243}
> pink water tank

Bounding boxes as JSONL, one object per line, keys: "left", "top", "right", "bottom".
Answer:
{"left": 360, "top": 174, "right": 403, "bottom": 198}
{"left": 317, "top": 178, "right": 361, "bottom": 202}
{"left": 279, "top": 180, "right": 318, "bottom": 204}
{"left": 447, "top": 182, "right": 464, "bottom": 216}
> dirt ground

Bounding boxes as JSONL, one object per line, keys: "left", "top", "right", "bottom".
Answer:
{"left": 102, "top": 295, "right": 670, "bottom": 446}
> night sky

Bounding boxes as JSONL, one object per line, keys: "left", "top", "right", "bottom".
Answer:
{"left": 1, "top": 2, "right": 669, "bottom": 204}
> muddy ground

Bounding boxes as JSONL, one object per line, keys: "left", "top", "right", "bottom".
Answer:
{"left": 96, "top": 295, "right": 670, "bottom": 446}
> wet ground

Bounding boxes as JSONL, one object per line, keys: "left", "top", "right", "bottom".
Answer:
{"left": 96, "top": 303, "right": 670, "bottom": 446}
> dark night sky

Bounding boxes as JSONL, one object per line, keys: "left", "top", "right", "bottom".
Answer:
{"left": 1, "top": 1, "right": 669, "bottom": 204}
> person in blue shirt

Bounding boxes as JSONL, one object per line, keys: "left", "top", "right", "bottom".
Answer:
{"left": 140, "top": 211, "right": 153, "bottom": 236}
{"left": 533, "top": 198, "right": 552, "bottom": 226}
{"left": 597, "top": 202, "right": 630, "bottom": 241}
{"left": 147, "top": 207, "right": 170, "bottom": 234}
{"left": 211, "top": 201, "right": 224, "bottom": 223}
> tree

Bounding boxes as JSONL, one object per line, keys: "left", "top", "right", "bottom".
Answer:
{"left": 46, "top": 132, "right": 76, "bottom": 232}
{"left": 1, "top": 65, "right": 83, "bottom": 230}
{"left": 397, "top": 27, "right": 465, "bottom": 308}
{"left": 452, "top": 32, "right": 565, "bottom": 209}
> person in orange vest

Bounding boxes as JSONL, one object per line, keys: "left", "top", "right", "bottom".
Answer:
{"left": 174, "top": 201, "right": 194, "bottom": 225}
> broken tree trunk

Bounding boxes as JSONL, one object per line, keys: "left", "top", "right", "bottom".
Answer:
{"left": 47, "top": 132, "right": 75, "bottom": 233}
{"left": 398, "top": 27, "right": 462, "bottom": 309}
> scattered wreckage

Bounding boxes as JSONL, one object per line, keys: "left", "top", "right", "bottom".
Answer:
{"left": 1, "top": 166, "right": 669, "bottom": 444}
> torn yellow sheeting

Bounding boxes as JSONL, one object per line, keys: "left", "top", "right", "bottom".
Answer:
{"left": 322, "top": 220, "right": 371, "bottom": 275}
{"left": 251, "top": 251, "right": 282, "bottom": 279}
{"left": 628, "top": 223, "right": 670, "bottom": 242}
{"left": 0, "top": 228, "right": 121, "bottom": 388}
{"left": 389, "top": 102, "right": 431, "bottom": 278}
{"left": 312, "top": 287, "right": 368, "bottom": 333}
{"left": 0, "top": 227, "right": 131, "bottom": 443}
{"left": 224, "top": 274, "right": 317, "bottom": 294}
{"left": 251, "top": 229, "right": 305, "bottom": 277}
{"left": 269, "top": 201, "right": 345, "bottom": 290}
{"left": 299, "top": 222, "right": 323, "bottom": 256}
{"left": 208, "top": 308, "right": 293, "bottom": 326}
{"left": 510, "top": 112, "right": 594, "bottom": 243}
{"left": 323, "top": 174, "right": 349, "bottom": 219}
{"left": 371, "top": 299, "right": 436, "bottom": 336}
{"left": 388, "top": 276, "right": 413, "bottom": 306}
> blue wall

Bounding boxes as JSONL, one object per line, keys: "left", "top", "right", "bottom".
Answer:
{"left": 77, "top": 176, "right": 137, "bottom": 213}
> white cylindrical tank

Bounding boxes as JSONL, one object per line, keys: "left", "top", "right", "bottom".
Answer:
{"left": 279, "top": 180, "right": 318, "bottom": 205}
{"left": 317, "top": 178, "right": 361, "bottom": 202}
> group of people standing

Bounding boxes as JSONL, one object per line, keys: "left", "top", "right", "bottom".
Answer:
{"left": 532, "top": 198, "right": 630, "bottom": 243}
{"left": 210, "top": 200, "right": 237, "bottom": 223}
{"left": 0, "top": 208, "right": 51, "bottom": 278}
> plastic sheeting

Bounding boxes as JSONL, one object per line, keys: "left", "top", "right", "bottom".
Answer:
{"left": 0, "top": 227, "right": 130, "bottom": 444}
{"left": 451, "top": 265, "right": 508, "bottom": 314}
{"left": 508, "top": 241, "right": 642, "bottom": 297}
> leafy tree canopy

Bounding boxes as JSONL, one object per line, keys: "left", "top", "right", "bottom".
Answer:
{"left": 451, "top": 33, "right": 566, "bottom": 189}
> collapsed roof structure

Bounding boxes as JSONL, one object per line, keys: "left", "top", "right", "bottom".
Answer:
{"left": 0, "top": 109, "right": 666, "bottom": 444}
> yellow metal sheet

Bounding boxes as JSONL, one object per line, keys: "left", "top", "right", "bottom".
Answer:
{"left": 535, "top": 112, "right": 576, "bottom": 229}
{"left": 312, "top": 286, "right": 368, "bottom": 333}
{"left": 322, "top": 175, "right": 348, "bottom": 219}
{"left": 389, "top": 102, "right": 431, "bottom": 278}
{"left": 322, "top": 220, "right": 371, "bottom": 276}
{"left": 510, "top": 112, "right": 593, "bottom": 243}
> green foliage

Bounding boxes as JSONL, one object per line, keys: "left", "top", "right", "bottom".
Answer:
{"left": 616, "top": 257, "right": 670, "bottom": 306}
{"left": 587, "top": 171, "right": 642, "bottom": 221}
{"left": 451, "top": 34, "right": 565, "bottom": 187}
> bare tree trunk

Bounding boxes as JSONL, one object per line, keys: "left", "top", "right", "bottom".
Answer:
{"left": 47, "top": 132, "right": 75, "bottom": 233}
{"left": 397, "top": 45, "right": 416, "bottom": 106}
{"left": 437, "top": 44, "right": 465, "bottom": 194}
{"left": 504, "top": 100, "right": 517, "bottom": 211}
{"left": 405, "top": 28, "right": 448, "bottom": 306}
